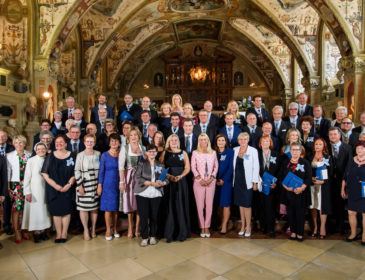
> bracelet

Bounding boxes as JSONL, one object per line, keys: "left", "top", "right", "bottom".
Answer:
{"left": 119, "top": 181, "right": 125, "bottom": 185}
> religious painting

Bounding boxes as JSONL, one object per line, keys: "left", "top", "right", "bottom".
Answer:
{"left": 276, "top": 0, "right": 305, "bottom": 11}
{"left": 175, "top": 20, "right": 221, "bottom": 41}
{"left": 92, "top": 0, "right": 123, "bottom": 16}
{"left": 154, "top": 73, "right": 163, "bottom": 87}
{"left": 234, "top": 71, "right": 243, "bottom": 86}
{"left": 171, "top": 0, "right": 225, "bottom": 12}
{"left": 4, "top": 0, "right": 23, "bottom": 24}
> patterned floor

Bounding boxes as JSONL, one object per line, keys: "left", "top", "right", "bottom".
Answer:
{"left": 1, "top": 231, "right": 365, "bottom": 280}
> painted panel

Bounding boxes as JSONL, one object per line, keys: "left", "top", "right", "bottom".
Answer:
{"left": 175, "top": 20, "right": 221, "bottom": 41}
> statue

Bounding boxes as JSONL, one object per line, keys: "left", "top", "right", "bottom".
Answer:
{"left": 17, "top": 62, "right": 29, "bottom": 81}
{"left": 3, "top": 119, "right": 20, "bottom": 143}
{"left": 46, "top": 96, "right": 54, "bottom": 121}
{"left": 25, "top": 96, "right": 38, "bottom": 122}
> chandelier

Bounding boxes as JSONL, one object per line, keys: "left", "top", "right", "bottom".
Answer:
{"left": 189, "top": 65, "right": 210, "bottom": 82}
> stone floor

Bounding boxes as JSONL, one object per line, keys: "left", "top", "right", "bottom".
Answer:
{"left": 1, "top": 232, "right": 365, "bottom": 280}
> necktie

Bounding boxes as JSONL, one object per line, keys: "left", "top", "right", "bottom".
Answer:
{"left": 0, "top": 146, "right": 4, "bottom": 157}
{"left": 257, "top": 110, "right": 263, "bottom": 123}
{"left": 143, "top": 125, "right": 148, "bottom": 138}
{"left": 202, "top": 124, "right": 206, "bottom": 134}
{"left": 275, "top": 122, "right": 279, "bottom": 136}
{"left": 186, "top": 136, "right": 191, "bottom": 153}
{"left": 333, "top": 145, "right": 339, "bottom": 158}
{"left": 228, "top": 127, "right": 233, "bottom": 141}
{"left": 300, "top": 106, "right": 304, "bottom": 116}
{"left": 68, "top": 109, "right": 73, "bottom": 119}
{"left": 72, "top": 142, "right": 78, "bottom": 153}
{"left": 291, "top": 121, "right": 296, "bottom": 128}
{"left": 101, "top": 121, "right": 105, "bottom": 133}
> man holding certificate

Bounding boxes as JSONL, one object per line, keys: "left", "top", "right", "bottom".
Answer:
{"left": 279, "top": 142, "right": 312, "bottom": 242}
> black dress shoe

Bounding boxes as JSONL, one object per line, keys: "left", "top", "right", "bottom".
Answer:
{"left": 296, "top": 237, "right": 303, "bottom": 242}
{"left": 346, "top": 237, "right": 357, "bottom": 242}
{"left": 34, "top": 234, "right": 41, "bottom": 243}
{"left": 41, "top": 232, "right": 49, "bottom": 241}
{"left": 5, "top": 229, "right": 13, "bottom": 235}
{"left": 60, "top": 238, "right": 67, "bottom": 243}
{"left": 289, "top": 236, "right": 297, "bottom": 240}
{"left": 220, "top": 231, "right": 227, "bottom": 236}
{"left": 54, "top": 239, "right": 62, "bottom": 243}
{"left": 361, "top": 241, "right": 365, "bottom": 246}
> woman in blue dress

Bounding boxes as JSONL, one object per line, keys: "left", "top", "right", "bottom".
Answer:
{"left": 214, "top": 134, "right": 233, "bottom": 235}
{"left": 97, "top": 133, "right": 121, "bottom": 241}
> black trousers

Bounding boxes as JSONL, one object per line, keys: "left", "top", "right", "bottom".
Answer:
{"left": 259, "top": 192, "right": 275, "bottom": 233}
{"left": 287, "top": 195, "right": 306, "bottom": 236}
{"left": 3, "top": 196, "right": 12, "bottom": 231}
{"left": 332, "top": 180, "right": 345, "bottom": 232}
{"left": 136, "top": 195, "right": 162, "bottom": 239}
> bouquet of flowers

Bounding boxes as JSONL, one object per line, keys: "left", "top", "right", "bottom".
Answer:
{"left": 237, "top": 96, "right": 265, "bottom": 111}
{"left": 134, "top": 98, "right": 158, "bottom": 111}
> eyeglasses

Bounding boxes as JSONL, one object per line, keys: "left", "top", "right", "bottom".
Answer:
{"left": 291, "top": 148, "right": 301, "bottom": 151}
{"left": 341, "top": 122, "right": 352, "bottom": 125}
{"left": 289, "top": 108, "right": 298, "bottom": 111}
{"left": 147, "top": 150, "right": 157, "bottom": 153}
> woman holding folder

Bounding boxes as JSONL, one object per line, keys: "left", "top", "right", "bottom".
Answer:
{"left": 135, "top": 144, "right": 169, "bottom": 247}
{"left": 258, "top": 136, "right": 280, "bottom": 238}
{"left": 341, "top": 140, "right": 365, "bottom": 245}
{"left": 279, "top": 142, "right": 312, "bottom": 242}
{"left": 308, "top": 138, "right": 333, "bottom": 239}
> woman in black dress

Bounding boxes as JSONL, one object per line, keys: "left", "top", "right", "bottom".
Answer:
{"left": 341, "top": 140, "right": 365, "bottom": 245}
{"left": 160, "top": 134, "right": 191, "bottom": 242}
{"left": 42, "top": 135, "right": 76, "bottom": 243}
{"left": 300, "top": 116, "right": 319, "bottom": 159}
{"left": 279, "top": 142, "right": 312, "bottom": 242}
{"left": 95, "top": 119, "right": 117, "bottom": 153}
{"left": 257, "top": 135, "right": 281, "bottom": 238}
{"left": 308, "top": 138, "right": 333, "bottom": 239}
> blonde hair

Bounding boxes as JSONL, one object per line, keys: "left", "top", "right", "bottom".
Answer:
{"left": 171, "top": 94, "right": 183, "bottom": 110}
{"left": 237, "top": 132, "right": 250, "bottom": 142}
{"left": 196, "top": 133, "right": 213, "bottom": 153}
{"left": 183, "top": 103, "right": 194, "bottom": 117}
{"left": 285, "top": 128, "right": 302, "bottom": 145}
{"left": 65, "top": 119, "right": 76, "bottom": 130}
{"left": 13, "top": 135, "right": 27, "bottom": 146}
{"left": 160, "top": 102, "right": 172, "bottom": 117}
{"left": 226, "top": 100, "right": 240, "bottom": 118}
{"left": 126, "top": 127, "right": 142, "bottom": 143}
{"left": 165, "top": 134, "right": 180, "bottom": 151}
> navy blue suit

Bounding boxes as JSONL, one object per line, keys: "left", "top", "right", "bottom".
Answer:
{"left": 179, "top": 134, "right": 198, "bottom": 157}
{"left": 216, "top": 148, "right": 234, "bottom": 207}
{"left": 314, "top": 118, "right": 331, "bottom": 143}
{"left": 66, "top": 140, "right": 85, "bottom": 153}
{"left": 90, "top": 105, "right": 114, "bottom": 124}
{"left": 246, "top": 108, "right": 270, "bottom": 126}
{"left": 219, "top": 125, "right": 242, "bottom": 148}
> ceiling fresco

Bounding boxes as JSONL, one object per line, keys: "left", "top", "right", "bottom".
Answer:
{"left": 170, "top": 0, "right": 226, "bottom": 12}
{"left": 175, "top": 20, "right": 222, "bottom": 41}
{"left": 324, "top": 25, "right": 341, "bottom": 81}
{"left": 91, "top": 0, "right": 123, "bottom": 16}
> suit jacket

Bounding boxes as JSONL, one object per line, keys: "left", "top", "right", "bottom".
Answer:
{"left": 329, "top": 142, "right": 352, "bottom": 181}
{"left": 232, "top": 146, "right": 260, "bottom": 189}
{"left": 242, "top": 125, "right": 262, "bottom": 146}
{"left": 134, "top": 159, "right": 169, "bottom": 194}
{"left": 208, "top": 113, "right": 220, "bottom": 128}
{"left": 271, "top": 120, "right": 291, "bottom": 148}
{"left": 342, "top": 132, "right": 360, "bottom": 148}
{"left": 179, "top": 134, "right": 198, "bottom": 157}
{"left": 0, "top": 156, "right": 7, "bottom": 196}
{"left": 314, "top": 118, "right": 331, "bottom": 142}
{"left": 254, "top": 134, "right": 280, "bottom": 152}
{"left": 61, "top": 108, "right": 75, "bottom": 125}
{"left": 193, "top": 123, "right": 217, "bottom": 143}
{"left": 219, "top": 114, "right": 246, "bottom": 130}
{"left": 96, "top": 120, "right": 105, "bottom": 136}
{"left": 219, "top": 125, "right": 242, "bottom": 149}
{"left": 258, "top": 149, "right": 281, "bottom": 178}
{"left": 117, "top": 104, "right": 142, "bottom": 130}
{"left": 0, "top": 143, "right": 14, "bottom": 157}
{"left": 298, "top": 104, "right": 313, "bottom": 117}
{"left": 66, "top": 140, "right": 86, "bottom": 154}
{"left": 51, "top": 122, "right": 66, "bottom": 136}
{"left": 283, "top": 116, "right": 300, "bottom": 129}
{"left": 90, "top": 105, "right": 114, "bottom": 124}
{"left": 300, "top": 130, "right": 320, "bottom": 159}
{"left": 142, "top": 136, "right": 153, "bottom": 147}
{"left": 246, "top": 107, "right": 270, "bottom": 126}
{"left": 137, "top": 109, "right": 158, "bottom": 125}
{"left": 163, "top": 126, "right": 184, "bottom": 140}
{"left": 75, "top": 120, "right": 88, "bottom": 138}
{"left": 352, "top": 126, "right": 364, "bottom": 134}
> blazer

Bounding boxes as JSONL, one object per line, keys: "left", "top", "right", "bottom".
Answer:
{"left": 258, "top": 149, "right": 281, "bottom": 178}
{"left": 246, "top": 107, "right": 270, "bottom": 126}
{"left": 283, "top": 116, "right": 300, "bottom": 129}
{"left": 208, "top": 113, "right": 220, "bottom": 128}
{"left": 219, "top": 125, "right": 242, "bottom": 149}
{"left": 314, "top": 118, "right": 331, "bottom": 142}
{"left": 217, "top": 148, "right": 234, "bottom": 186}
{"left": 7, "top": 150, "right": 31, "bottom": 182}
{"left": 219, "top": 114, "right": 246, "bottom": 130}
{"left": 179, "top": 134, "right": 198, "bottom": 157}
{"left": 134, "top": 159, "right": 169, "bottom": 194}
{"left": 232, "top": 146, "right": 260, "bottom": 189}
{"left": 352, "top": 126, "right": 364, "bottom": 134}
{"left": 163, "top": 126, "right": 184, "bottom": 140}
{"left": 51, "top": 122, "right": 66, "bottom": 136}
{"left": 0, "top": 156, "right": 7, "bottom": 196}
{"left": 61, "top": 108, "right": 75, "bottom": 125}
{"left": 342, "top": 131, "right": 360, "bottom": 148}
{"left": 298, "top": 104, "right": 313, "bottom": 117}
{"left": 193, "top": 124, "right": 217, "bottom": 143}
{"left": 300, "top": 130, "right": 320, "bottom": 159}
{"left": 254, "top": 134, "right": 280, "bottom": 152}
{"left": 271, "top": 120, "right": 291, "bottom": 148}
{"left": 328, "top": 142, "right": 352, "bottom": 180}
{"left": 0, "top": 143, "right": 15, "bottom": 155}
{"left": 137, "top": 110, "right": 158, "bottom": 125}
{"left": 66, "top": 140, "right": 86, "bottom": 153}
{"left": 96, "top": 120, "right": 105, "bottom": 136}
{"left": 242, "top": 125, "right": 263, "bottom": 146}
{"left": 117, "top": 104, "right": 142, "bottom": 128}
{"left": 75, "top": 120, "right": 88, "bottom": 138}
{"left": 90, "top": 105, "right": 114, "bottom": 124}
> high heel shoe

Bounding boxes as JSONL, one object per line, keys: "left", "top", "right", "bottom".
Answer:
{"left": 319, "top": 235, "right": 326, "bottom": 240}
{"left": 345, "top": 236, "right": 357, "bottom": 242}
{"left": 14, "top": 230, "right": 22, "bottom": 244}
{"left": 311, "top": 232, "right": 318, "bottom": 238}
{"left": 238, "top": 229, "right": 246, "bottom": 236}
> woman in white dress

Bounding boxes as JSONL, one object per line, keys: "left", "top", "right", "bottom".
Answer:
{"left": 21, "top": 142, "right": 51, "bottom": 243}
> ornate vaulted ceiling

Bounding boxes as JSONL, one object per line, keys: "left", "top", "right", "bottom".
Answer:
{"left": 0, "top": 0, "right": 363, "bottom": 94}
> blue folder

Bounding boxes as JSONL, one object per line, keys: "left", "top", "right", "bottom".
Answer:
{"left": 262, "top": 172, "right": 277, "bottom": 196}
{"left": 361, "top": 181, "right": 365, "bottom": 198}
{"left": 157, "top": 168, "right": 169, "bottom": 181}
{"left": 315, "top": 165, "right": 327, "bottom": 180}
{"left": 285, "top": 151, "right": 292, "bottom": 159}
{"left": 282, "top": 172, "right": 303, "bottom": 189}
{"left": 120, "top": 111, "right": 134, "bottom": 121}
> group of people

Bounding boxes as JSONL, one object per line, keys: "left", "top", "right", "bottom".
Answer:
{"left": 0, "top": 92, "right": 365, "bottom": 248}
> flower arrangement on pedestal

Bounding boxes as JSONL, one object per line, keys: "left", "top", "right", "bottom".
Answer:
{"left": 134, "top": 98, "right": 158, "bottom": 111}
{"left": 237, "top": 96, "right": 265, "bottom": 111}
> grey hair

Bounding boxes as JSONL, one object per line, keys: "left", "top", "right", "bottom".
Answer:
{"left": 290, "top": 141, "right": 303, "bottom": 150}
{"left": 39, "top": 130, "right": 54, "bottom": 139}
{"left": 288, "top": 102, "right": 299, "bottom": 109}
{"left": 335, "top": 106, "right": 347, "bottom": 116}
{"left": 66, "top": 96, "right": 75, "bottom": 102}
{"left": 272, "top": 105, "right": 283, "bottom": 113}
{"left": 54, "top": 111, "right": 62, "bottom": 118}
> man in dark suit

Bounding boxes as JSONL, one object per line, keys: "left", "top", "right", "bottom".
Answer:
{"left": 137, "top": 96, "right": 158, "bottom": 124}
{"left": 283, "top": 102, "right": 300, "bottom": 129}
{"left": 313, "top": 105, "right": 331, "bottom": 143}
{"left": 246, "top": 95, "right": 270, "bottom": 126}
{"left": 353, "top": 111, "right": 365, "bottom": 134}
{"left": 138, "top": 111, "right": 158, "bottom": 140}
{"left": 271, "top": 105, "right": 291, "bottom": 149}
{"left": 328, "top": 127, "right": 352, "bottom": 234}
{"left": 219, "top": 113, "right": 242, "bottom": 148}
{"left": 66, "top": 124, "right": 86, "bottom": 154}
{"left": 0, "top": 130, "right": 14, "bottom": 235}
{"left": 204, "top": 100, "right": 220, "bottom": 128}
{"left": 73, "top": 108, "right": 88, "bottom": 138}
{"left": 142, "top": 123, "right": 158, "bottom": 147}
{"left": 90, "top": 94, "right": 114, "bottom": 124}
{"left": 61, "top": 96, "right": 76, "bottom": 125}
{"left": 33, "top": 119, "right": 52, "bottom": 149}
{"left": 242, "top": 112, "right": 262, "bottom": 146}
{"left": 298, "top": 92, "right": 313, "bottom": 117}
{"left": 254, "top": 122, "right": 279, "bottom": 151}
{"left": 117, "top": 93, "right": 142, "bottom": 132}
{"left": 340, "top": 117, "right": 359, "bottom": 148}
{"left": 193, "top": 109, "right": 217, "bottom": 143}
{"left": 96, "top": 107, "right": 108, "bottom": 136}
{"left": 179, "top": 118, "right": 198, "bottom": 156}
{"left": 164, "top": 112, "right": 184, "bottom": 140}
